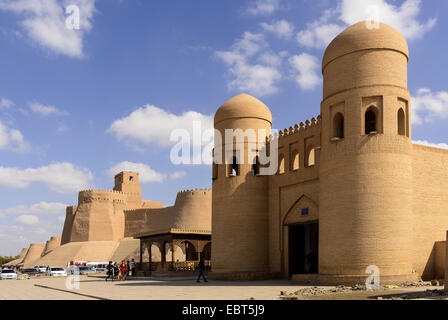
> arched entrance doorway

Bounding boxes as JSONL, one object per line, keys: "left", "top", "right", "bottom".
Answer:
{"left": 283, "top": 194, "right": 319, "bottom": 277}
{"left": 289, "top": 222, "right": 318, "bottom": 276}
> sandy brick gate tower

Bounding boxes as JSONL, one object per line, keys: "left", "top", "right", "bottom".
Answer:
{"left": 211, "top": 21, "right": 448, "bottom": 284}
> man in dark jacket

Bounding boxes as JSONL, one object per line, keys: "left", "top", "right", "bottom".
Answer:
{"left": 105, "top": 261, "right": 114, "bottom": 282}
{"left": 196, "top": 255, "right": 208, "bottom": 283}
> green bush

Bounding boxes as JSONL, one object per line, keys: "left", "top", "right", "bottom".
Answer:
{"left": 0, "top": 256, "right": 19, "bottom": 266}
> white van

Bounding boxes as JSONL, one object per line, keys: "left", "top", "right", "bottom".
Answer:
{"left": 87, "top": 262, "right": 109, "bottom": 273}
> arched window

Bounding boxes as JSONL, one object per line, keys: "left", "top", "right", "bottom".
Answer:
{"left": 278, "top": 155, "right": 285, "bottom": 174}
{"left": 229, "top": 156, "right": 239, "bottom": 177}
{"left": 333, "top": 113, "right": 344, "bottom": 139}
{"left": 164, "top": 242, "right": 172, "bottom": 262}
{"left": 291, "top": 150, "right": 299, "bottom": 171}
{"left": 365, "top": 108, "right": 377, "bottom": 134}
{"left": 180, "top": 241, "right": 197, "bottom": 261}
{"left": 306, "top": 145, "right": 315, "bottom": 167}
{"left": 151, "top": 243, "right": 162, "bottom": 262}
{"left": 397, "top": 108, "right": 406, "bottom": 136}
{"left": 252, "top": 156, "right": 260, "bottom": 176}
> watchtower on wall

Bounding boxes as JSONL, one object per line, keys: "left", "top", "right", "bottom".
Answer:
{"left": 114, "top": 171, "right": 142, "bottom": 209}
{"left": 211, "top": 93, "right": 272, "bottom": 276}
{"left": 318, "top": 21, "right": 414, "bottom": 282}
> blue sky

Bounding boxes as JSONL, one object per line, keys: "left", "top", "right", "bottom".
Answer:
{"left": 0, "top": 0, "right": 447, "bottom": 256}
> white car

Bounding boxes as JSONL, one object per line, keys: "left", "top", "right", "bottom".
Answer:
{"left": 0, "top": 269, "right": 17, "bottom": 280}
{"left": 78, "top": 266, "right": 94, "bottom": 275}
{"left": 34, "top": 265, "right": 47, "bottom": 273}
{"left": 46, "top": 267, "right": 67, "bottom": 277}
{"left": 88, "top": 263, "right": 109, "bottom": 273}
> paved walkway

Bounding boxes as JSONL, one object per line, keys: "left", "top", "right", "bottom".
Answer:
{"left": 0, "top": 277, "right": 305, "bottom": 300}
{"left": 0, "top": 276, "right": 443, "bottom": 300}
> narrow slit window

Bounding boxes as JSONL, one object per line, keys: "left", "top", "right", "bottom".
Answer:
{"left": 333, "top": 113, "right": 344, "bottom": 139}
{"left": 291, "top": 150, "right": 299, "bottom": 171}
{"left": 278, "top": 155, "right": 285, "bottom": 174}
{"left": 252, "top": 156, "right": 260, "bottom": 176}
{"left": 229, "top": 157, "right": 239, "bottom": 177}
{"left": 398, "top": 108, "right": 406, "bottom": 136}
{"left": 307, "top": 147, "right": 315, "bottom": 167}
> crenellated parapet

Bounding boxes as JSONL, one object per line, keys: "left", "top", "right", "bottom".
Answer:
{"left": 176, "top": 188, "right": 212, "bottom": 197}
{"left": 78, "top": 189, "right": 127, "bottom": 204}
{"left": 175, "top": 188, "right": 212, "bottom": 207}
{"left": 269, "top": 115, "right": 322, "bottom": 143}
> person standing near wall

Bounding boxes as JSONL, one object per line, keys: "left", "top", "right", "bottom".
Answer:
{"left": 113, "top": 262, "right": 119, "bottom": 280}
{"left": 131, "top": 258, "right": 136, "bottom": 277}
{"left": 196, "top": 255, "right": 208, "bottom": 283}
{"left": 105, "top": 261, "right": 114, "bottom": 282}
{"left": 119, "top": 260, "right": 127, "bottom": 281}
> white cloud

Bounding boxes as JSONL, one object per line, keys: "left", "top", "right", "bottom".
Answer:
{"left": 0, "top": 162, "right": 93, "bottom": 194}
{"left": 296, "top": 0, "right": 436, "bottom": 49}
{"left": 0, "top": 97, "right": 14, "bottom": 109}
{"left": 29, "top": 102, "right": 67, "bottom": 116}
{"left": 412, "top": 88, "right": 448, "bottom": 125}
{"left": 0, "top": 120, "right": 28, "bottom": 153}
{"left": 289, "top": 53, "right": 321, "bottom": 90}
{"left": 0, "top": 223, "right": 61, "bottom": 256}
{"left": 260, "top": 20, "right": 294, "bottom": 39}
{"left": 297, "top": 9, "right": 345, "bottom": 49}
{"left": 57, "top": 123, "right": 69, "bottom": 133}
{"left": 0, "top": 201, "right": 67, "bottom": 217}
{"left": 413, "top": 140, "right": 448, "bottom": 150}
{"left": 339, "top": 0, "right": 436, "bottom": 39}
{"left": 0, "top": 0, "right": 96, "bottom": 58}
{"left": 108, "top": 161, "right": 186, "bottom": 183}
{"left": 247, "top": 0, "right": 280, "bottom": 15}
{"left": 215, "top": 32, "right": 282, "bottom": 97}
{"left": 169, "top": 171, "right": 186, "bottom": 180}
{"left": 14, "top": 215, "right": 39, "bottom": 225}
{"left": 108, "top": 104, "right": 213, "bottom": 148}
{"left": 258, "top": 51, "right": 284, "bottom": 67}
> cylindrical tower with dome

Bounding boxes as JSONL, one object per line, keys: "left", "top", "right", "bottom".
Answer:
{"left": 318, "top": 21, "right": 415, "bottom": 283}
{"left": 211, "top": 93, "right": 272, "bottom": 277}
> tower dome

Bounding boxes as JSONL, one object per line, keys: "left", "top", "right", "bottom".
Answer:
{"left": 214, "top": 93, "right": 272, "bottom": 126}
{"left": 322, "top": 21, "right": 409, "bottom": 100}
{"left": 323, "top": 21, "right": 409, "bottom": 71}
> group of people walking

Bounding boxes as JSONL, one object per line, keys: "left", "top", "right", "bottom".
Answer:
{"left": 104, "top": 256, "right": 208, "bottom": 283}
{"left": 105, "top": 259, "right": 136, "bottom": 282}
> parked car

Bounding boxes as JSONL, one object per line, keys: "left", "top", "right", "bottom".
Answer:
{"left": 34, "top": 266, "right": 47, "bottom": 273}
{"left": 0, "top": 269, "right": 17, "bottom": 280}
{"left": 78, "top": 266, "right": 94, "bottom": 275}
{"left": 22, "top": 268, "right": 40, "bottom": 277}
{"left": 88, "top": 263, "right": 109, "bottom": 273}
{"left": 45, "top": 267, "right": 67, "bottom": 277}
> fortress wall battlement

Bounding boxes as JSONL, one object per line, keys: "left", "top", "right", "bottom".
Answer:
{"left": 124, "top": 188, "right": 212, "bottom": 237}
{"left": 78, "top": 189, "right": 127, "bottom": 204}
{"left": 269, "top": 115, "right": 322, "bottom": 143}
{"left": 42, "top": 236, "right": 61, "bottom": 256}
{"left": 61, "top": 206, "right": 77, "bottom": 245}
{"left": 66, "top": 205, "right": 77, "bottom": 214}
{"left": 176, "top": 188, "right": 212, "bottom": 198}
